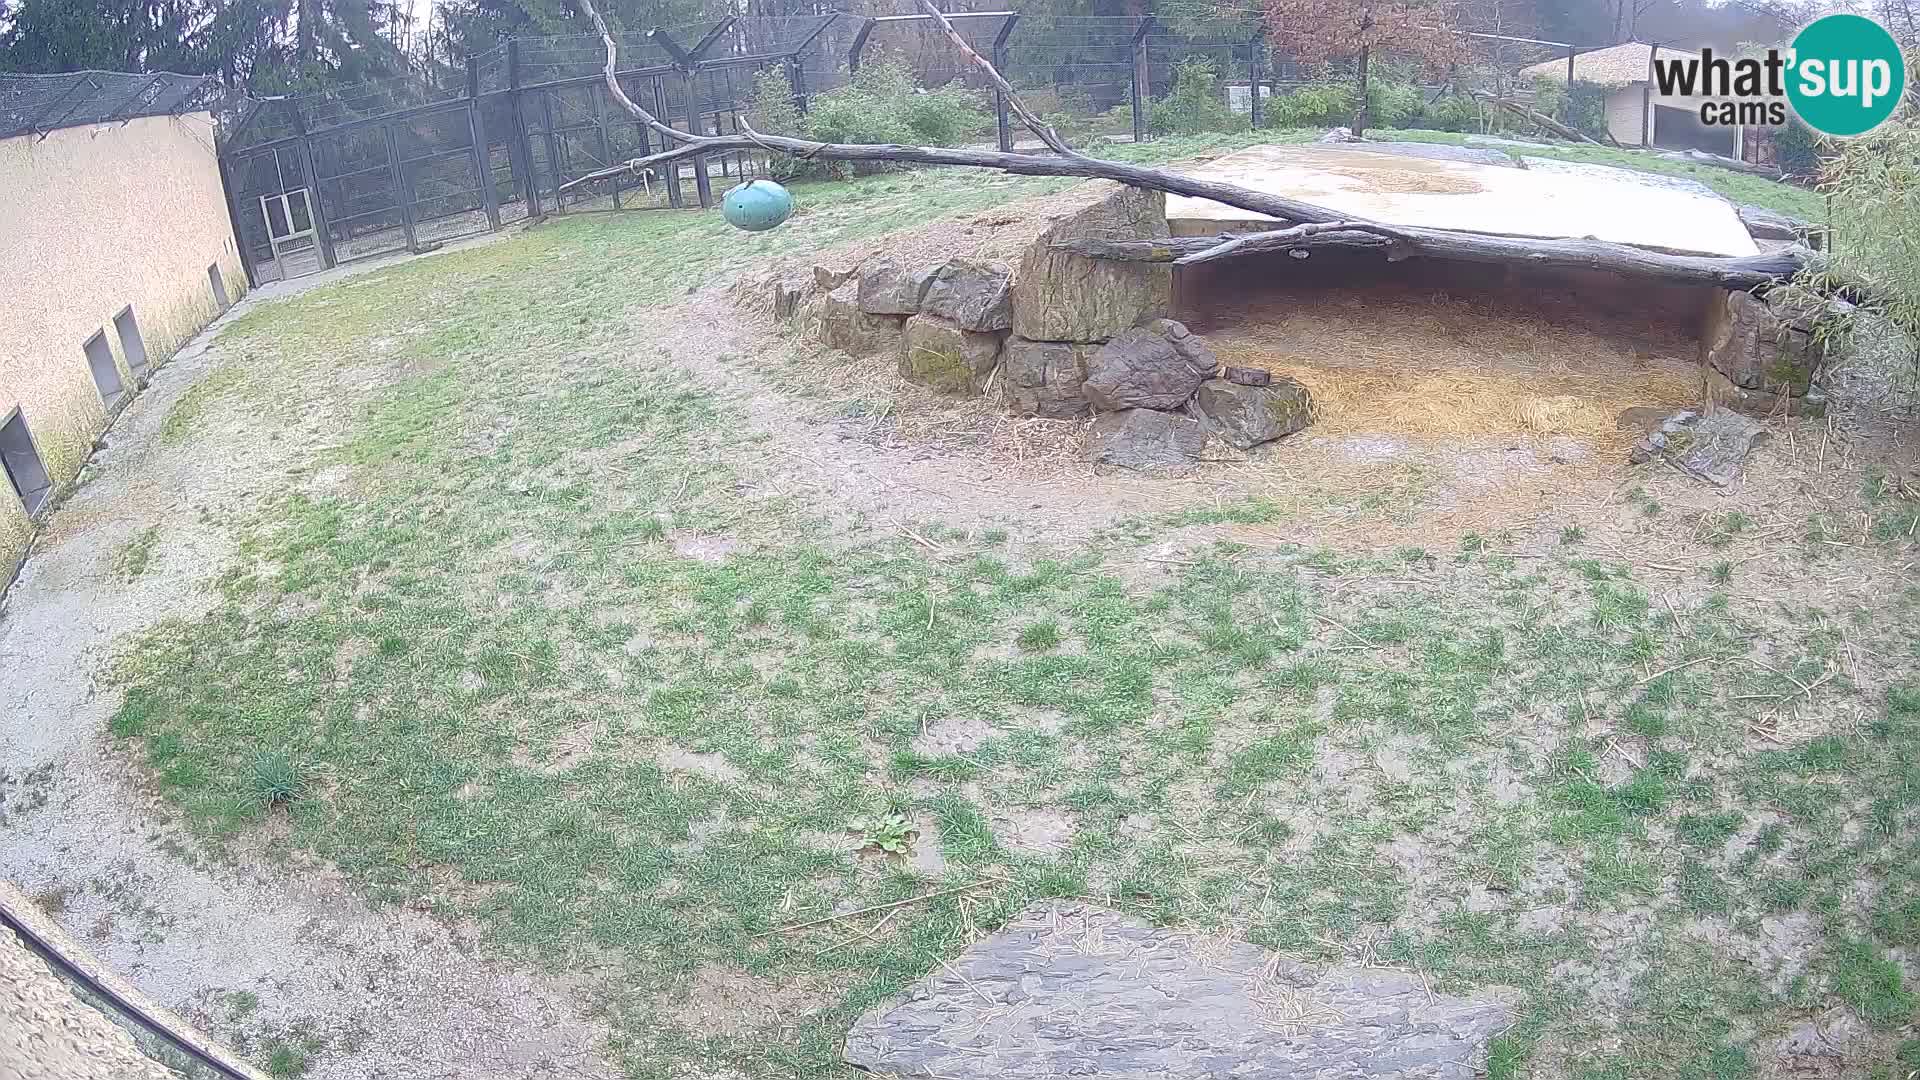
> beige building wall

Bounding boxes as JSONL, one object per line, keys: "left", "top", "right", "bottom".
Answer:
{"left": 0, "top": 111, "right": 246, "bottom": 578}
{"left": 1605, "top": 85, "right": 1648, "bottom": 146}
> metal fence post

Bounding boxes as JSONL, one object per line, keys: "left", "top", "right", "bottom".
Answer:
{"left": 540, "top": 89, "right": 566, "bottom": 214}
{"left": 467, "top": 57, "right": 501, "bottom": 230}
{"left": 381, "top": 122, "right": 420, "bottom": 251}
{"left": 655, "top": 77, "right": 683, "bottom": 208}
{"left": 992, "top": 14, "right": 1020, "bottom": 152}
{"left": 787, "top": 55, "right": 809, "bottom": 113}
{"left": 1130, "top": 16, "right": 1155, "bottom": 143}
{"left": 507, "top": 40, "right": 542, "bottom": 220}
{"left": 288, "top": 110, "right": 338, "bottom": 269}
{"left": 1248, "top": 34, "right": 1265, "bottom": 130}
{"left": 848, "top": 17, "right": 877, "bottom": 74}
{"left": 1563, "top": 45, "right": 1575, "bottom": 123}
{"left": 685, "top": 70, "right": 712, "bottom": 208}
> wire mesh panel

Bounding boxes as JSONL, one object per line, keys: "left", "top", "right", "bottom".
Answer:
{"left": 1002, "top": 16, "right": 1136, "bottom": 121}
{"left": 224, "top": 143, "right": 314, "bottom": 283}
{"left": 311, "top": 122, "right": 407, "bottom": 262}
{"left": 855, "top": 12, "right": 1013, "bottom": 90}
{"left": 393, "top": 105, "right": 491, "bottom": 247}
{"left": 292, "top": 71, "right": 467, "bottom": 132}
{"left": 0, "top": 70, "right": 228, "bottom": 141}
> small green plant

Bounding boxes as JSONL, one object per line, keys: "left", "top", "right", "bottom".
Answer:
{"left": 1701, "top": 510, "right": 1755, "bottom": 548}
{"left": 264, "top": 1041, "right": 310, "bottom": 1079}
{"left": 1017, "top": 619, "right": 1063, "bottom": 651}
{"left": 1560, "top": 526, "right": 1586, "bottom": 546}
{"left": 112, "top": 525, "right": 161, "bottom": 580}
{"left": 851, "top": 813, "right": 917, "bottom": 854}
{"left": 1710, "top": 560, "right": 1734, "bottom": 585}
{"left": 1365, "top": 77, "right": 1424, "bottom": 128}
{"left": 249, "top": 751, "right": 306, "bottom": 809}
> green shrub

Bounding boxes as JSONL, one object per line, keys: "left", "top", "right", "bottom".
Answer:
{"left": 1366, "top": 78, "right": 1425, "bottom": 129}
{"left": 777, "top": 56, "right": 990, "bottom": 179}
{"left": 1419, "top": 93, "right": 1481, "bottom": 132}
{"left": 1772, "top": 116, "right": 1821, "bottom": 177}
{"left": 1148, "top": 57, "right": 1241, "bottom": 136}
{"left": 1263, "top": 82, "right": 1355, "bottom": 129}
{"left": 1566, "top": 80, "right": 1609, "bottom": 140}
{"left": 746, "top": 65, "right": 801, "bottom": 138}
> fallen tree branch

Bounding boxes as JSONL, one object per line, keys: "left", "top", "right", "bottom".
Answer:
{"left": 1060, "top": 227, "right": 1809, "bottom": 290}
{"left": 1172, "top": 221, "right": 1386, "bottom": 267}
{"left": 559, "top": 131, "right": 1357, "bottom": 226}
{"left": 1468, "top": 91, "right": 1604, "bottom": 146}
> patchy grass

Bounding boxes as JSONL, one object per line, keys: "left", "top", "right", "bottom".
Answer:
{"left": 111, "top": 524, "right": 160, "bottom": 581}
{"left": 100, "top": 163, "right": 1919, "bottom": 1080}
{"left": 158, "top": 365, "right": 248, "bottom": 446}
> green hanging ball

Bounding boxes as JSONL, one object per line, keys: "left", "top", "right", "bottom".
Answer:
{"left": 722, "top": 179, "right": 794, "bottom": 233}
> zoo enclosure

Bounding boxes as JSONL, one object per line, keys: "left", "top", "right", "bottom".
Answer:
{"left": 213, "top": 10, "right": 1580, "bottom": 283}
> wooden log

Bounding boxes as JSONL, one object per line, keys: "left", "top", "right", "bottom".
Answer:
{"left": 1057, "top": 227, "right": 1808, "bottom": 290}
{"left": 1657, "top": 148, "right": 1786, "bottom": 180}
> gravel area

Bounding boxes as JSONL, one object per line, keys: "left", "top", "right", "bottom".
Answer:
{"left": 0, "top": 924, "right": 178, "bottom": 1080}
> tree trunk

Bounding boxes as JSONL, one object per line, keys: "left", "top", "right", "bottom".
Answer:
{"left": 296, "top": 0, "right": 320, "bottom": 76}
{"left": 1052, "top": 229, "right": 1808, "bottom": 291}
{"left": 1352, "top": 44, "right": 1372, "bottom": 138}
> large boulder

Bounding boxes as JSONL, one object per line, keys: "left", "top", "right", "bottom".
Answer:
{"left": 1736, "top": 203, "right": 1816, "bottom": 247}
{"left": 900, "top": 315, "right": 1004, "bottom": 395}
{"left": 1701, "top": 288, "right": 1832, "bottom": 412}
{"left": 1002, "top": 338, "right": 1094, "bottom": 419}
{"left": 1083, "top": 319, "right": 1217, "bottom": 412}
{"left": 923, "top": 259, "right": 1014, "bottom": 332}
{"left": 858, "top": 261, "right": 936, "bottom": 316}
{"left": 771, "top": 273, "right": 813, "bottom": 323}
{"left": 845, "top": 902, "right": 1516, "bottom": 1079}
{"left": 820, "top": 282, "right": 906, "bottom": 357}
{"left": 1012, "top": 186, "right": 1173, "bottom": 343}
{"left": 1630, "top": 409, "right": 1769, "bottom": 487}
{"left": 1090, "top": 408, "right": 1206, "bottom": 470}
{"left": 814, "top": 261, "right": 859, "bottom": 291}
{"left": 1193, "top": 376, "right": 1313, "bottom": 448}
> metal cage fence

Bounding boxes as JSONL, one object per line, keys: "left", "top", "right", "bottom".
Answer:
{"left": 0, "top": 70, "right": 232, "bottom": 142}
{"left": 204, "top": 7, "right": 1585, "bottom": 284}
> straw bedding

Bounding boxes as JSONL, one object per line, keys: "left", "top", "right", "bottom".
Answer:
{"left": 1200, "top": 285, "right": 1703, "bottom": 445}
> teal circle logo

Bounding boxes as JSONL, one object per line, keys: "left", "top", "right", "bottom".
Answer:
{"left": 1786, "top": 14, "right": 1906, "bottom": 136}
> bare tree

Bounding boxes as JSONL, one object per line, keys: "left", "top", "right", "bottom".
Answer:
{"left": 1261, "top": 0, "right": 1463, "bottom": 136}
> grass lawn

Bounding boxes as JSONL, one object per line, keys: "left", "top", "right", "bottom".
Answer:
{"left": 101, "top": 140, "right": 1918, "bottom": 1079}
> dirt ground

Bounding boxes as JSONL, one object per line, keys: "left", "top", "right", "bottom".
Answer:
{"left": 2, "top": 172, "right": 1917, "bottom": 1078}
